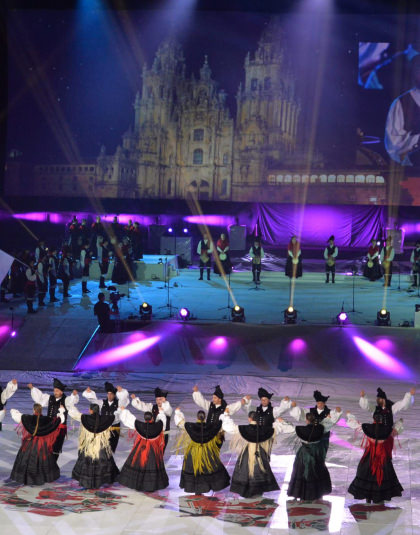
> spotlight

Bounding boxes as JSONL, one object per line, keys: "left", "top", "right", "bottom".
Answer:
{"left": 139, "top": 302, "right": 152, "bottom": 321}
{"left": 183, "top": 228, "right": 188, "bottom": 233}
{"left": 168, "top": 227, "right": 173, "bottom": 233}
{"left": 337, "top": 310, "right": 348, "bottom": 325}
{"left": 231, "top": 305, "right": 245, "bottom": 323}
{"left": 179, "top": 307, "right": 191, "bottom": 320}
{"left": 284, "top": 306, "right": 297, "bottom": 324}
{"left": 10, "top": 330, "right": 17, "bottom": 338}
{"left": 377, "top": 308, "right": 391, "bottom": 326}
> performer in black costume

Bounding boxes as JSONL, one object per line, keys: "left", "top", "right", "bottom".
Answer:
{"left": 131, "top": 387, "right": 172, "bottom": 451}
{"left": 28, "top": 378, "right": 79, "bottom": 460}
{"left": 69, "top": 403, "right": 119, "bottom": 489}
{"left": 83, "top": 382, "right": 130, "bottom": 453}
{"left": 359, "top": 386, "right": 415, "bottom": 429}
{"left": 197, "top": 234, "right": 213, "bottom": 281}
{"left": 287, "top": 413, "right": 332, "bottom": 501}
{"left": 118, "top": 408, "right": 169, "bottom": 492}
{"left": 192, "top": 384, "right": 249, "bottom": 425}
{"left": 410, "top": 240, "right": 420, "bottom": 287}
{"left": 249, "top": 238, "right": 264, "bottom": 283}
{"left": 380, "top": 236, "right": 395, "bottom": 287}
{"left": 175, "top": 408, "right": 230, "bottom": 494}
{"left": 10, "top": 403, "right": 64, "bottom": 485}
{"left": 324, "top": 235, "right": 338, "bottom": 284}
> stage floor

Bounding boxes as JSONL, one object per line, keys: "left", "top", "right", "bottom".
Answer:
{"left": 0, "top": 372, "right": 418, "bottom": 535}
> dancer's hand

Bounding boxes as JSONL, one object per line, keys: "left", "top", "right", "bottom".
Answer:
{"left": 27, "top": 383, "right": 33, "bottom": 389}
{"left": 225, "top": 407, "right": 230, "bottom": 414}
{"left": 117, "top": 385, "right": 123, "bottom": 392}
{"left": 193, "top": 385, "right": 198, "bottom": 392}
{"left": 360, "top": 390, "right": 365, "bottom": 397}
{"left": 410, "top": 387, "right": 416, "bottom": 395}
{"left": 336, "top": 406, "right": 341, "bottom": 413}
{"left": 283, "top": 396, "right": 290, "bottom": 401}
{"left": 131, "top": 393, "right": 136, "bottom": 399}
{"left": 85, "top": 386, "right": 91, "bottom": 393}
{"left": 291, "top": 401, "right": 297, "bottom": 408}
{"left": 120, "top": 406, "right": 125, "bottom": 411}
{"left": 277, "top": 417, "right": 284, "bottom": 423}
{"left": 12, "top": 379, "right": 17, "bottom": 385}
{"left": 73, "top": 390, "right": 78, "bottom": 396}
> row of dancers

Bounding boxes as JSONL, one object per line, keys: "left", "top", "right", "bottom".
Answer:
{"left": 0, "top": 379, "right": 415, "bottom": 504}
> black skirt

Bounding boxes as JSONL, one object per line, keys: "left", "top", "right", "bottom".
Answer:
{"left": 348, "top": 453, "right": 403, "bottom": 502}
{"left": 180, "top": 450, "right": 230, "bottom": 494}
{"left": 287, "top": 442, "right": 332, "bottom": 500}
{"left": 363, "top": 261, "right": 382, "bottom": 281}
{"left": 118, "top": 440, "right": 169, "bottom": 492}
{"left": 214, "top": 255, "right": 232, "bottom": 275}
{"left": 230, "top": 446, "right": 279, "bottom": 498}
{"left": 10, "top": 441, "right": 60, "bottom": 486}
{"left": 72, "top": 448, "right": 119, "bottom": 489}
{"left": 285, "top": 257, "right": 302, "bottom": 278}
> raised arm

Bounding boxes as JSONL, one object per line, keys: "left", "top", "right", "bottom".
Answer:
{"left": 174, "top": 408, "right": 185, "bottom": 429}
{"left": 273, "top": 397, "right": 292, "bottom": 418}
{"left": 68, "top": 405, "right": 82, "bottom": 422}
{"left": 28, "top": 385, "right": 50, "bottom": 407}
{"left": 10, "top": 408, "right": 22, "bottom": 424}
{"left": 161, "top": 400, "right": 173, "bottom": 418}
{"left": 116, "top": 386, "right": 130, "bottom": 407}
{"left": 119, "top": 407, "right": 136, "bottom": 430}
{"left": 1, "top": 379, "right": 18, "bottom": 405}
{"left": 273, "top": 418, "right": 295, "bottom": 435}
{"left": 346, "top": 412, "right": 361, "bottom": 431}
{"left": 82, "top": 387, "right": 103, "bottom": 408}
{"left": 392, "top": 389, "right": 415, "bottom": 414}
{"left": 328, "top": 407, "right": 343, "bottom": 425}
{"left": 359, "top": 390, "right": 374, "bottom": 412}
{"left": 289, "top": 402, "right": 306, "bottom": 422}
{"left": 65, "top": 390, "right": 79, "bottom": 408}
{"left": 131, "top": 395, "right": 153, "bottom": 412}
{"left": 219, "top": 412, "right": 238, "bottom": 435}
{"left": 192, "top": 388, "right": 210, "bottom": 411}
{"left": 156, "top": 410, "right": 167, "bottom": 428}
{"left": 227, "top": 397, "right": 248, "bottom": 416}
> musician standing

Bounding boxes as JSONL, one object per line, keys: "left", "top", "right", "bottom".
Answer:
{"left": 410, "top": 239, "right": 420, "bottom": 288}
{"left": 249, "top": 238, "right": 264, "bottom": 283}
{"left": 197, "top": 233, "right": 213, "bottom": 281}
{"left": 380, "top": 236, "right": 395, "bottom": 287}
{"left": 324, "top": 235, "right": 338, "bottom": 284}
{"left": 286, "top": 235, "right": 302, "bottom": 279}
{"left": 363, "top": 239, "right": 381, "bottom": 281}
{"left": 214, "top": 233, "right": 232, "bottom": 276}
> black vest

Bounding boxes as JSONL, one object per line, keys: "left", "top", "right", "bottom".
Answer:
{"left": 152, "top": 403, "right": 170, "bottom": 432}
{"left": 309, "top": 406, "right": 330, "bottom": 425}
{"left": 0, "top": 386, "right": 5, "bottom": 411}
{"left": 101, "top": 399, "right": 119, "bottom": 419}
{"left": 206, "top": 401, "right": 227, "bottom": 425}
{"left": 400, "top": 92, "right": 420, "bottom": 134}
{"left": 256, "top": 403, "right": 274, "bottom": 427}
{"left": 252, "top": 246, "right": 262, "bottom": 256}
{"left": 48, "top": 394, "right": 67, "bottom": 424}
{"left": 326, "top": 246, "right": 337, "bottom": 256}
{"left": 373, "top": 404, "right": 394, "bottom": 427}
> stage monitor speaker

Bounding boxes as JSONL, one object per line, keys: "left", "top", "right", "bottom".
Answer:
{"left": 149, "top": 225, "right": 168, "bottom": 253}
{"left": 160, "top": 236, "right": 176, "bottom": 255}
{"left": 386, "top": 229, "right": 404, "bottom": 254}
{"left": 229, "top": 225, "right": 247, "bottom": 251}
{"left": 415, "top": 304, "right": 420, "bottom": 329}
{"left": 160, "top": 236, "right": 192, "bottom": 265}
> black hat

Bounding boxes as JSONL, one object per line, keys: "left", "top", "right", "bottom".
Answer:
{"left": 376, "top": 387, "right": 387, "bottom": 400}
{"left": 213, "top": 385, "right": 224, "bottom": 399}
{"left": 328, "top": 235, "right": 335, "bottom": 242}
{"left": 314, "top": 390, "right": 329, "bottom": 403}
{"left": 154, "top": 387, "right": 168, "bottom": 398}
{"left": 53, "top": 378, "right": 66, "bottom": 392}
{"left": 258, "top": 387, "right": 273, "bottom": 399}
{"left": 362, "top": 422, "right": 393, "bottom": 440}
{"left": 105, "top": 382, "right": 117, "bottom": 395}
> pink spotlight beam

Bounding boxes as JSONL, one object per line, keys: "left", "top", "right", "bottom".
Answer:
{"left": 352, "top": 336, "right": 412, "bottom": 379}
{"left": 75, "top": 335, "right": 161, "bottom": 370}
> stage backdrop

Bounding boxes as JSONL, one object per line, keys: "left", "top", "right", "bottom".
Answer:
{"left": 256, "top": 204, "right": 386, "bottom": 247}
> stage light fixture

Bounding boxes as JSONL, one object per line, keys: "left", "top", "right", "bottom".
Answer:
{"left": 284, "top": 306, "right": 297, "bottom": 324}
{"left": 179, "top": 307, "right": 191, "bottom": 320}
{"left": 377, "top": 308, "right": 391, "bottom": 326}
{"left": 183, "top": 228, "right": 188, "bottom": 233}
{"left": 168, "top": 227, "right": 173, "bottom": 233}
{"left": 10, "top": 330, "right": 17, "bottom": 338}
{"left": 140, "top": 302, "right": 152, "bottom": 321}
{"left": 336, "top": 309, "right": 348, "bottom": 325}
{"left": 231, "top": 305, "right": 245, "bottom": 323}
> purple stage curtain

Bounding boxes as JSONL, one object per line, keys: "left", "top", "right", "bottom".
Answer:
{"left": 256, "top": 204, "right": 386, "bottom": 247}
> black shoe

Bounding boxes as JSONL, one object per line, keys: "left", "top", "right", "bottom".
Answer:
{"left": 83, "top": 289, "right": 91, "bottom": 293}
{"left": 63, "top": 293, "right": 71, "bottom": 298}
{"left": 28, "top": 309, "right": 37, "bottom": 314}
{"left": 325, "top": 280, "right": 328, "bottom": 283}
{"left": 50, "top": 297, "right": 59, "bottom": 302}
{"left": 38, "top": 302, "right": 46, "bottom": 307}
{"left": 198, "top": 277, "right": 203, "bottom": 280}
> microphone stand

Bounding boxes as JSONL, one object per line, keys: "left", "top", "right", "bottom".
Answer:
{"left": 158, "top": 257, "right": 178, "bottom": 318}
{"left": 350, "top": 265, "right": 363, "bottom": 314}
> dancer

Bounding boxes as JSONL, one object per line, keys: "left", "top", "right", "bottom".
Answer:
{"left": 286, "top": 235, "right": 302, "bottom": 279}
{"left": 220, "top": 409, "right": 294, "bottom": 498}
{"left": 118, "top": 407, "right": 169, "bottom": 492}
{"left": 131, "top": 387, "right": 172, "bottom": 451}
{"left": 347, "top": 412, "right": 403, "bottom": 503}
{"left": 80, "top": 243, "right": 92, "bottom": 294}
{"left": 380, "top": 236, "right": 395, "bottom": 287}
{"left": 97, "top": 237, "right": 110, "bottom": 289}
{"left": 24, "top": 259, "right": 37, "bottom": 314}
{"left": 214, "top": 233, "right": 232, "bottom": 276}
{"left": 359, "top": 387, "right": 415, "bottom": 427}
{"left": 197, "top": 233, "right": 213, "bottom": 281}
{"left": 174, "top": 408, "right": 230, "bottom": 494}
{"left": 36, "top": 253, "right": 48, "bottom": 306}
{"left": 83, "top": 382, "right": 130, "bottom": 453}
{"left": 48, "top": 249, "right": 60, "bottom": 303}
{"left": 287, "top": 413, "right": 332, "bottom": 501}
{"left": 69, "top": 403, "right": 119, "bottom": 489}
{"left": 10, "top": 403, "right": 65, "bottom": 485}
{"left": 363, "top": 239, "right": 381, "bottom": 281}
{"left": 0, "top": 378, "right": 18, "bottom": 431}
{"left": 410, "top": 239, "right": 420, "bottom": 288}
{"left": 249, "top": 238, "right": 264, "bottom": 283}
{"left": 324, "top": 235, "right": 338, "bottom": 284}
{"left": 290, "top": 390, "right": 342, "bottom": 457}
{"left": 28, "top": 378, "right": 79, "bottom": 459}
{"left": 248, "top": 387, "right": 292, "bottom": 427}
{"left": 60, "top": 248, "right": 72, "bottom": 298}
{"left": 192, "top": 384, "right": 250, "bottom": 425}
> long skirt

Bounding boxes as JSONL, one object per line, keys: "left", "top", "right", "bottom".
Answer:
{"left": 72, "top": 449, "right": 119, "bottom": 489}
{"left": 348, "top": 452, "right": 403, "bottom": 503}
{"left": 287, "top": 443, "right": 332, "bottom": 500}
{"left": 10, "top": 442, "right": 60, "bottom": 486}
{"left": 214, "top": 255, "right": 232, "bottom": 275}
{"left": 180, "top": 451, "right": 230, "bottom": 494}
{"left": 363, "top": 261, "right": 381, "bottom": 281}
{"left": 118, "top": 440, "right": 168, "bottom": 492}
{"left": 230, "top": 447, "right": 279, "bottom": 498}
{"left": 286, "top": 257, "right": 302, "bottom": 279}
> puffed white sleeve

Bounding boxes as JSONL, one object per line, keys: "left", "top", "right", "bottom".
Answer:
{"left": 66, "top": 392, "right": 80, "bottom": 408}
{"left": 31, "top": 387, "right": 50, "bottom": 407}
{"left": 328, "top": 409, "right": 343, "bottom": 425}
{"left": 346, "top": 412, "right": 361, "bottom": 431}
{"left": 68, "top": 405, "right": 82, "bottom": 422}
{"left": 324, "top": 248, "right": 329, "bottom": 260}
{"left": 1, "top": 380, "right": 18, "bottom": 405}
{"left": 116, "top": 388, "right": 130, "bottom": 407}
{"left": 273, "top": 420, "right": 295, "bottom": 435}
{"left": 0, "top": 409, "right": 6, "bottom": 423}
{"left": 162, "top": 400, "right": 173, "bottom": 418}
{"left": 10, "top": 408, "right": 22, "bottom": 423}
{"left": 156, "top": 411, "right": 167, "bottom": 428}
{"left": 131, "top": 397, "right": 153, "bottom": 412}
{"left": 394, "top": 418, "right": 404, "bottom": 435}
{"left": 289, "top": 405, "right": 306, "bottom": 422}
{"left": 174, "top": 409, "right": 185, "bottom": 428}
{"left": 242, "top": 398, "right": 252, "bottom": 413}
{"left": 227, "top": 399, "right": 242, "bottom": 416}
{"left": 119, "top": 408, "right": 136, "bottom": 430}
{"left": 392, "top": 392, "right": 414, "bottom": 414}
{"left": 82, "top": 389, "right": 102, "bottom": 407}
{"left": 249, "top": 247, "right": 254, "bottom": 258}
{"left": 192, "top": 391, "right": 210, "bottom": 411}
{"left": 359, "top": 395, "right": 373, "bottom": 412}
{"left": 260, "top": 247, "right": 265, "bottom": 259}
{"left": 58, "top": 406, "right": 65, "bottom": 424}
{"left": 220, "top": 413, "right": 238, "bottom": 435}
{"left": 273, "top": 398, "right": 292, "bottom": 418}
{"left": 320, "top": 416, "right": 336, "bottom": 433}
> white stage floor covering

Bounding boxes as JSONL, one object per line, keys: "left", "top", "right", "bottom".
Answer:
{"left": 0, "top": 374, "right": 418, "bottom": 535}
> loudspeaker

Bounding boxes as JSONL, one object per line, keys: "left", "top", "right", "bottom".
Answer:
{"left": 386, "top": 229, "right": 404, "bottom": 254}
{"left": 148, "top": 225, "right": 168, "bottom": 253}
{"left": 229, "top": 225, "right": 247, "bottom": 251}
{"left": 160, "top": 236, "right": 192, "bottom": 265}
